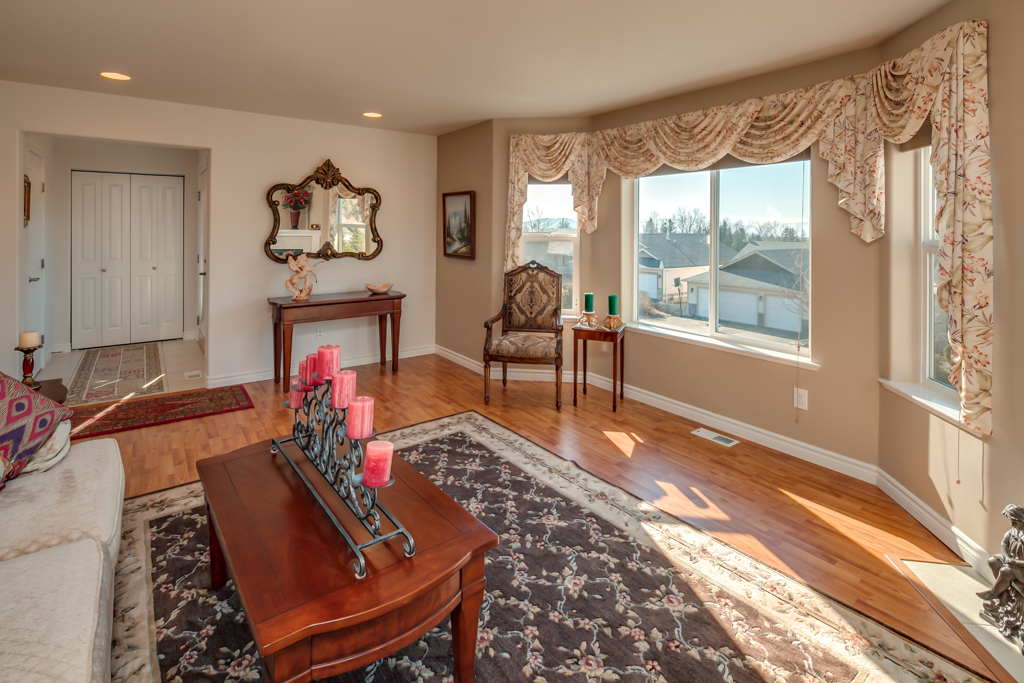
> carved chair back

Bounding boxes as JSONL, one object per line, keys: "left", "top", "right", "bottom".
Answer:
{"left": 501, "top": 261, "right": 562, "bottom": 335}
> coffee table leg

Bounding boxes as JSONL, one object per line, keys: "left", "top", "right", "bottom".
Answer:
{"left": 452, "top": 555, "right": 486, "bottom": 683}
{"left": 208, "top": 511, "right": 227, "bottom": 589}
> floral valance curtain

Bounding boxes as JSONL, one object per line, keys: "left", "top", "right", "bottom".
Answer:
{"left": 504, "top": 20, "right": 991, "bottom": 434}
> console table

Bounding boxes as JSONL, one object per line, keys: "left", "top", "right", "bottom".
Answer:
{"left": 198, "top": 438, "right": 498, "bottom": 683}
{"left": 269, "top": 291, "right": 405, "bottom": 387}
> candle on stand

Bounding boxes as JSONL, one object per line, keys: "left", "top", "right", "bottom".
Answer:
{"left": 298, "top": 360, "right": 308, "bottom": 384}
{"left": 306, "top": 353, "right": 324, "bottom": 385}
{"left": 287, "top": 380, "right": 305, "bottom": 409}
{"left": 18, "top": 331, "right": 40, "bottom": 348}
{"left": 347, "top": 396, "right": 374, "bottom": 439}
{"left": 330, "top": 370, "right": 357, "bottom": 409}
{"left": 584, "top": 292, "right": 594, "bottom": 313}
{"left": 608, "top": 294, "right": 619, "bottom": 316}
{"left": 362, "top": 441, "right": 394, "bottom": 488}
{"left": 318, "top": 344, "right": 340, "bottom": 378}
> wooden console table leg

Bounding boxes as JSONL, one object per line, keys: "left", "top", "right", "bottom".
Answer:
{"left": 573, "top": 336, "right": 578, "bottom": 407}
{"left": 451, "top": 555, "right": 486, "bottom": 683}
{"left": 378, "top": 314, "right": 388, "bottom": 367}
{"left": 273, "top": 320, "right": 282, "bottom": 385}
{"left": 390, "top": 311, "right": 401, "bottom": 373}
{"left": 208, "top": 510, "right": 227, "bottom": 590}
{"left": 282, "top": 323, "right": 294, "bottom": 388}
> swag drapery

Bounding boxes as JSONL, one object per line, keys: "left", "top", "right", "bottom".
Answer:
{"left": 504, "top": 21, "right": 992, "bottom": 434}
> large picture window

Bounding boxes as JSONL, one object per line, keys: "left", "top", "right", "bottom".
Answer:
{"left": 522, "top": 180, "right": 579, "bottom": 313}
{"left": 635, "top": 158, "right": 810, "bottom": 353}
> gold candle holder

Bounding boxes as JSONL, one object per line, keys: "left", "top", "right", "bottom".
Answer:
{"left": 602, "top": 315, "right": 624, "bottom": 330}
{"left": 578, "top": 311, "right": 600, "bottom": 327}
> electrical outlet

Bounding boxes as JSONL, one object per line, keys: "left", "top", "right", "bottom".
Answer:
{"left": 316, "top": 327, "right": 325, "bottom": 340}
{"left": 794, "top": 388, "right": 809, "bottom": 410}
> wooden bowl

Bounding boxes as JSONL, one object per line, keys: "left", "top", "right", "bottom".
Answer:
{"left": 365, "top": 283, "right": 393, "bottom": 294}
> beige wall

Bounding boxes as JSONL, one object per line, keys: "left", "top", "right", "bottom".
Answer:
{"left": 2, "top": 80, "right": 437, "bottom": 386}
{"left": 873, "top": 0, "right": 1024, "bottom": 558}
{"left": 47, "top": 137, "right": 201, "bottom": 351}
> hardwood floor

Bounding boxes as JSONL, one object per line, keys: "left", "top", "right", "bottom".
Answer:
{"left": 89, "top": 353, "right": 994, "bottom": 679}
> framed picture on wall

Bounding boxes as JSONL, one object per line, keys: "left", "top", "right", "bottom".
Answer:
{"left": 442, "top": 191, "right": 475, "bottom": 260}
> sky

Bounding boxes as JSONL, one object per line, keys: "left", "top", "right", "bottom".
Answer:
{"left": 522, "top": 159, "right": 811, "bottom": 232}
{"left": 522, "top": 159, "right": 811, "bottom": 230}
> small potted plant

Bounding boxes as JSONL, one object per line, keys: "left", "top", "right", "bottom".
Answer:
{"left": 281, "top": 187, "right": 312, "bottom": 229}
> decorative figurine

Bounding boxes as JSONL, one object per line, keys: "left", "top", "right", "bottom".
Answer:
{"left": 285, "top": 253, "right": 322, "bottom": 301}
{"left": 978, "top": 503, "right": 1024, "bottom": 654}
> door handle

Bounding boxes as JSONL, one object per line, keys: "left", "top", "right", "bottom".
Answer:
{"left": 152, "top": 266, "right": 157, "bottom": 270}
{"left": 199, "top": 272, "right": 207, "bottom": 276}
{"left": 101, "top": 268, "right": 107, "bottom": 273}
{"left": 28, "top": 277, "right": 40, "bottom": 282}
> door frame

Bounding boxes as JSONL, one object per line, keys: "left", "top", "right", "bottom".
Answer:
{"left": 70, "top": 169, "right": 186, "bottom": 350}
{"left": 22, "top": 136, "right": 47, "bottom": 365}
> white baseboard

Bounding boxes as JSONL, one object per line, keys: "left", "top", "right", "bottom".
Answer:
{"left": 52, "top": 343, "right": 72, "bottom": 354}
{"left": 182, "top": 330, "right": 198, "bottom": 341}
{"left": 433, "top": 345, "right": 988, "bottom": 564}
{"left": 205, "top": 344, "right": 436, "bottom": 389}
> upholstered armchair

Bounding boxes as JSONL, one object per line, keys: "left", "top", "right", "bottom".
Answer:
{"left": 484, "top": 261, "right": 563, "bottom": 409}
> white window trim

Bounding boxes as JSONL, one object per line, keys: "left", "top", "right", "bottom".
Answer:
{"left": 630, "top": 169, "right": 811, "bottom": 360}
{"left": 917, "top": 147, "right": 957, "bottom": 399}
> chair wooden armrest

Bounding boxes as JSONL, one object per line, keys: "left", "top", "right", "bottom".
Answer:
{"left": 484, "top": 305, "right": 507, "bottom": 345}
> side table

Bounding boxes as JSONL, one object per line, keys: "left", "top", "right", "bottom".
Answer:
{"left": 35, "top": 379, "right": 68, "bottom": 405}
{"left": 573, "top": 325, "right": 625, "bottom": 411}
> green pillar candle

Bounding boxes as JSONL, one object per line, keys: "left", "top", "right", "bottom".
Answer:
{"left": 608, "top": 294, "right": 619, "bottom": 316}
{"left": 584, "top": 292, "right": 594, "bottom": 312}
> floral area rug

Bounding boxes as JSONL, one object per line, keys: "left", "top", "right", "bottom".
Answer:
{"left": 66, "top": 343, "right": 166, "bottom": 407}
{"left": 70, "top": 386, "right": 253, "bottom": 439}
{"left": 111, "top": 412, "right": 991, "bottom": 683}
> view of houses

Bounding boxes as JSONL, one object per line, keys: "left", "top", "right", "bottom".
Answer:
{"left": 637, "top": 215, "right": 809, "bottom": 343}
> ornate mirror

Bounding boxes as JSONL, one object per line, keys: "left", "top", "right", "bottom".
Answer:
{"left": 265, "top": 159, "right": 382, "bottom": 263}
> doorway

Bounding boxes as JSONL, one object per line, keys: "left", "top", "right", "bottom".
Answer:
{"left": 71, "top": 171, "right": 185, "bottom": 349}
{"left": 23, "top": 141, "right": 46, "bottom": 357}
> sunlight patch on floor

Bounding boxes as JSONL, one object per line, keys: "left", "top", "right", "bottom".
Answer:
{"left": 651, "top": 480, "right": 731, "bottom": 521}
{"left": 603, "top": 430, "right": 636, "bottom": 457}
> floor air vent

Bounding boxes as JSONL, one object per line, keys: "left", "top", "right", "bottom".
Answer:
{"left": 691, "top": 428, "right": 740, "bottom": 447}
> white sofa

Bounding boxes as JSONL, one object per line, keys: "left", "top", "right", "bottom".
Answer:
{"left": 0, "top": 438, "right": 125, "bottom": 683}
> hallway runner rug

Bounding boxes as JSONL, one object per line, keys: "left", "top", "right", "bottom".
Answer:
{"left": 110, "top": 412, "right": 991, "bottom": 683}
{"left": 66, "top": 342, "right": 166, "bottom": 407}
{"left": 70, "top": 385, "right": 253, "bottom": 439}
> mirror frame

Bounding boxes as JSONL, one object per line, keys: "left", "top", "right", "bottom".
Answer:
{"left": 264, "top": 159, "right": 383, "bottom": 264}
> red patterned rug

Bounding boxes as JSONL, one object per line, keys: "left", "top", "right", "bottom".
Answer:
{"left": 69, "top": 386, "right": 254, "bottom": 439}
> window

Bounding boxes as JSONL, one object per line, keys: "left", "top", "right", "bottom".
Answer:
{"left": 522, "top": 181, "right": 579, "bottom": 312}
{"left": 635, "top": 158, "right": 810, "bottom": 353}
{"left": 332, "top": 196, "right": 366, "bottom": 253}
{"left": 919, "top": 147, "right": 953, "bottom": 390}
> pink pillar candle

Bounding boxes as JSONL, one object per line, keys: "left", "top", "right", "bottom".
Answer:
{"left": 306, "top": 353, "right": 324, "bottom": 385}
{"left": 318, "top": 344, "right": 341, "bottom": 378}
{"left": 287, "top": 381, "right": 305, "bottom": 409}
{"left": 330, "top": 370, "right": 357, "bottom": 409}
{"left": 362, "top": 441, "right": 393, "bottom": 488}
{"left": 298, "top": 360, "right": 307, "bottom": 383}
{"left": 346, "top": 396, "right": 374, "bottom": 439}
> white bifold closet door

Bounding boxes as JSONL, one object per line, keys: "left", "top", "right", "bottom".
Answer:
{"left": 71, "top": 172, "right": 183, "bottom": 349}
{"left": 130, "top": 175, "right": 184, "bottom": 343}
{"left": 71, "top": 172, "right": 132, "bottom": 348}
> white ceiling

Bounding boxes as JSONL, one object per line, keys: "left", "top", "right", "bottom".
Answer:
{"left": 0, "top": 0, "right": 949, "bottom": 136}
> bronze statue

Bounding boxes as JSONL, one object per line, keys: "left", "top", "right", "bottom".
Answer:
{"left": 978, "top": 503, "right": 1024, "bottom": 654}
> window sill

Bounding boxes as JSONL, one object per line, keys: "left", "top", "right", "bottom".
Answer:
{"left": 625, "top": 322, "right": 819, "bottom": 371}
{"left": 878, "top": 379, "right": 964, "bottom": 429}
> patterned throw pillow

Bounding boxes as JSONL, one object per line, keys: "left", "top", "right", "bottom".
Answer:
{"left": 0, "top": 373, "right": 73, "bottom": 491}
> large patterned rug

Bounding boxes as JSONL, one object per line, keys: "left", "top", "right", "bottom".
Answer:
{"left": 111, "top": 412, "right": 990, "bottom": 683}
{"left": 71, "top": 386, "right": 253, "bottom": 439}
{"left": 67, "top": 343, "right": 166, "bottom": 407}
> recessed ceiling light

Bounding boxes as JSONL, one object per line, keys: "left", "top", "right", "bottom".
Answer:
{"left": 363, "top": 112, "right": 382, "bottom": 118}
{"left": 100, "top": 72, "right": 131, "bottom": 81}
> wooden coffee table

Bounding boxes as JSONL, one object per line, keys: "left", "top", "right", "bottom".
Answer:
{"left": 198, "top": 438, "right": 498, "bottom": 683}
